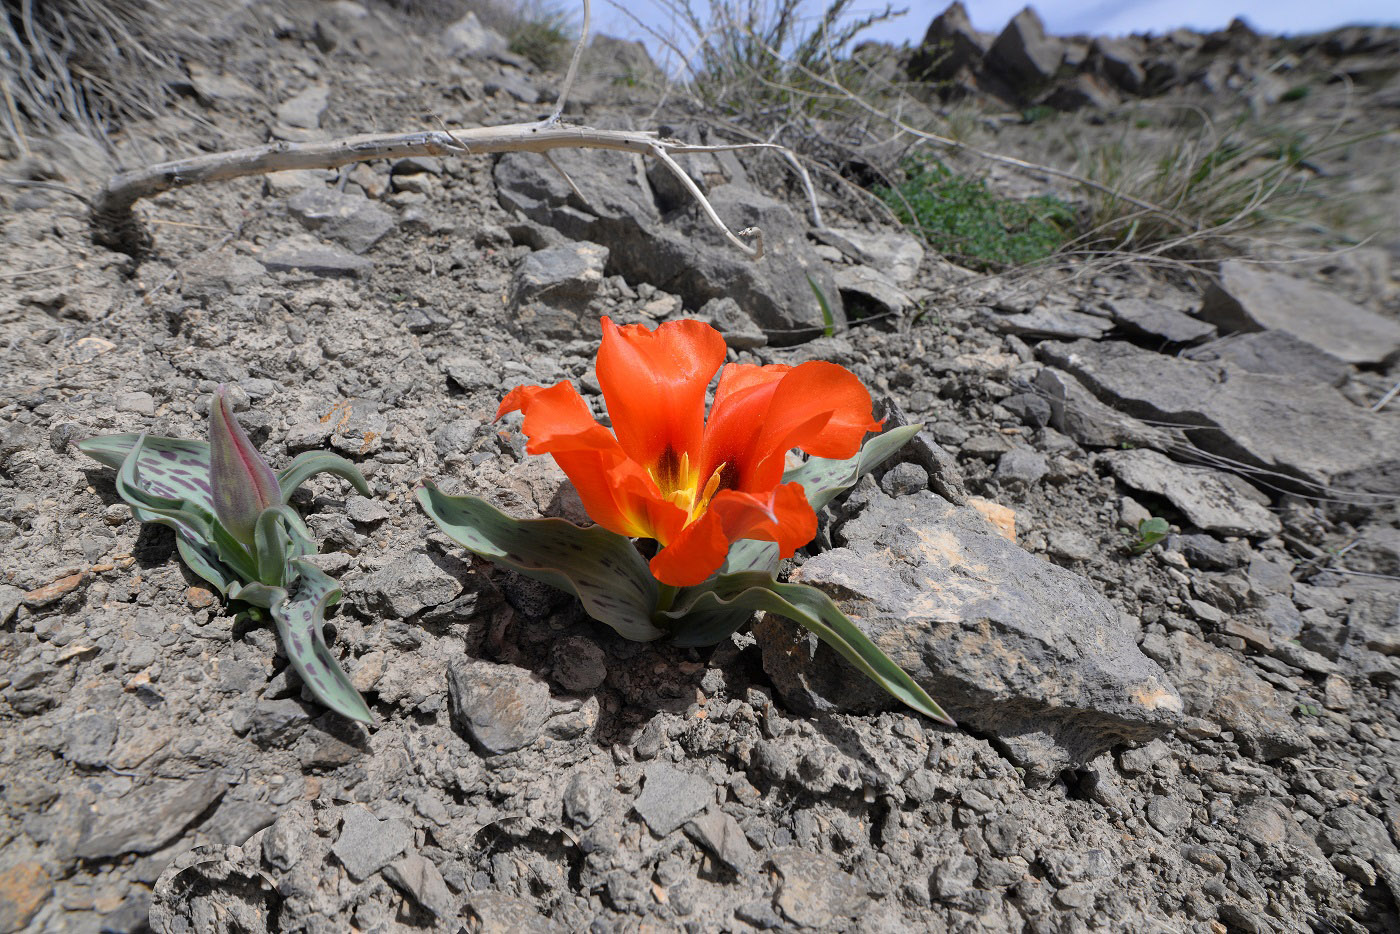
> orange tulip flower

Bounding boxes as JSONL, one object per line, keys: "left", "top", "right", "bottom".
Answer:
{"left": 498, "top": 317, "right": 882, "bottom": 587}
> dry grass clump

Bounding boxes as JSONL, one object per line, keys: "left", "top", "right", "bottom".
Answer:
{"left": 0, "top": 0, "right": 199, "bottom": 156}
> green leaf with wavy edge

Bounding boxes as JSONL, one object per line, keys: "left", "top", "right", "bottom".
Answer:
{"left": 416, "top": 483, "right": 664, "bottom": 641}
{"left": 264, "top": 560, "right": 373, "bottom": 723}
{"left": 277, "top": 451, "right": 371, "bottom": 504}
{"left": 664, "top": 571, "right": 955, "bottom": 725}
{"left": 80, "top": 433, "right": 215, "bottom": 516}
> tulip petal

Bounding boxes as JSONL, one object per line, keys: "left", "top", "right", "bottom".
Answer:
{"left": 649, "top": 483, "right": 816, "bottom": 587}
{"left": 702, "top": 361, "right": 881, "bottom": 493}
{"left": 498, "top": 380, "right": 687, "bottom": 542}
{"left": 596, "top": 316, "right": 726, "bottom": 473}
{"left": 210, "top": 387, "right": 280, "bottom": 544}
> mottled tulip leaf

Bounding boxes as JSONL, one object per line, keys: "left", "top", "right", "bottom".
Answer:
{"left": 174, "top": 536, "right": 238, "bottom": 596}
{"left": 664, "top": 571, "right": 954, "bottom": 725}
{"left": 79, "top": 433, "right": 215, "bottom": 516}
{"left": 268, "top": 560, "right": 373, "bottom": 724}
{"left": 417, "top": 483, "right": 665, "bottom": 642}
{"left": 277, "top": 451, "right": 372, "bottom": 503}
{"left": 784, "top": 423, "right": 923, "bottom": 512}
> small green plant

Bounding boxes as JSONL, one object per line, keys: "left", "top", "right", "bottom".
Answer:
{"left": 79, "top": 388, "right": 374, "bottom": 722}
{"left": 1021, "top": 104, "right": 1056, "bottom": 125}
{"left": 506, "top": 3, "right": 575, "bottom": 70}
{"left": 1128, "top": 516, "right": 1170, "bottom": 554}
{"left": 1280, "top": 85, "right": 1311, "bottom": 103}
{"left": 875, "top": 158, "right": 1075, "bottom": 271}
{"left": 1296, "top": 702, "right": 1322, "bottom": 717}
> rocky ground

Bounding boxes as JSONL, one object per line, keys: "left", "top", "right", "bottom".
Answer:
{"left": 1, "top": 1, "right": 1399, "bottom": 932}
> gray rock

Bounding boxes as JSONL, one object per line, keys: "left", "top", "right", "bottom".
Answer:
{"left": 392, "top": 156, "right": 442, "bottom": 176}
{"left": 202, "top": 797, "right": 275, "bottom": 846}
{"left": 0, "top": 584, "right": 22, "bottom": 624}
{"left": 485, "top": 75, "right": 539, "bottom": 104}
{"left": 1104, "top": 449, "right": 1281, "bottom": 538}
{"left": 1002, "top": 392, "right": 1052, "bottom": 429}
{"left": 286, "top": 187, "right": 396, "bottom": 254}
{"left": 1199, "top": 260, "right": 1400, "bottom": 365}
{"left": 332, "top": 806, "right": 413, "bottom": 881}
{"left": 994, "top": 447, "right": 1049, "bottom": 486}
{"left": 72, "top": 776, "right": 226, "bottom": 859}
{"left": 932, "top": 853, "right": 979, "bottom": 899}
{"left": 1146, "top": 795, "right": 1191, "bottom": 835}
{"left": 384, "top": 852, "right": 454, "bottom": 918}
{"left": 814, "top": 227, "right": 925, "bottom": 285}
{"left": 833, "top": 264, "right": 913, "bottom": 318}
{"left": 1141, "top": 630, "right": 1308, "bottom": 760}
{"left": 699, "top": 296, "right": 767, "bottom": 350}
{"left": 1040, "top": 73, "right": 1119, "bottom": 111}
{"left": 985, "top": 304, "right": 1112, "bottom": 340}
{"left": 1032, "top": 366, "right": 1179, "bottom": 451}
{"left": 1184, "top": 330, "right": 1351, "bottom": 387}
{"left": 986, "top": 7, "right": 1064, "bottom": 89}
{"left": 447, "top": 660, "right": 552, "bottom": 755}
{"left": 1091, "top": 37, "right": 1146, "bottom": 93}
{"left": 441, "top": 356, "right": 497, "bottom": 394}
{"left": 909, "top": 1, "right": 991, "bottom": 81}
{"left": 563, "top": 771, "right": 611, "bottom": 828}
{"left": 180, "top": 252, "right": 267, "bottom": 303}
{"left": 633, "top": 763, "right": 713, "bottom": 837}
{"left": 1048, "top": 529, "right": 1096, "bottom": 563}
{"left": 349, "top": 552, "right": 463, "bottom": 619}
{"left": 1039, "top": 338, "right": 1400, "bottom": 496}
{"left": 551, "top": 635, "right": 607, "bottom": 692}
{"left": 261, "top": 236, "right": 372, "bottom": 278}
{"left": 510, "top": 241, "right": 609, "bottom": 311}
{"left": 684, "top": 808, "right": 756, "bottom": 874}
{"left": 769, "top": 848, "right": 865, "bottom": 929}
{"left": 1106, "top": 296, "right": 1216, "bottom": 344}
{"left": 494, "top": 149, "right": 840, "bottom": 344}
{"left": 756, "top": 490, "right": 1183, "bottom": 780}
{"left": 62, "top": 713, "right": 117, "bottom": 767}
{"left": 262, "top": 811, "right": 307, "bottom": 870}
{"left": 1175, "top": 533, "right": 1251, "bottom": 570}
{"left": 345, "top": 495, "right": 390, "bottom": 525}
{"left": 880, "top": 462, "right": 929, "bottom": 497}
{"left": 442, "top": 11, "right": 508, "bottom": 59}
{"left": 276, "top": 85, "right": 329, "bottom": 129}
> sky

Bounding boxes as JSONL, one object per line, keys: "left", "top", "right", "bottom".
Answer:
{"left": 590, "top": 0, "right": 1400, "bottom": 59}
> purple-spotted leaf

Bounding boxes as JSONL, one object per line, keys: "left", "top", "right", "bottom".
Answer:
{"left": 79, "top": 433, "right": 216, "bottom": 516}
{"left": 416, "top": 483, "right": 665, "bottom": 642}
{"left": 271, "top": 560, "right": 372, "bottom": 723}
{"left": 210, "top": 386, "right": 280, "bottom": 545}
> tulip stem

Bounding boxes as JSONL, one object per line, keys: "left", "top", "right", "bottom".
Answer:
{"left": 655, "top": 583, "right": 679, "bottom": 614}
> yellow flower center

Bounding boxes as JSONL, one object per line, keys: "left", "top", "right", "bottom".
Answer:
{"left": 650, "top": 449, "right": 727, "bottom": 523}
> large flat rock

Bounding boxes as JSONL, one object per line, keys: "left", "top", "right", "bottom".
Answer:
{"left": 1103, "top": 448, "right": 1281, "bottom": 538}
{"left": 1199, "top": 260, "right": 1400, "bottom": 365}
{"left": 1039, "top": 338, "right": 1400, "bottom": 497}
{"left": 755, "top": 490, "right": 1183, "bottom": 781}
{"left": 494, "top": 148, "right": 840, "bottom": 344}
